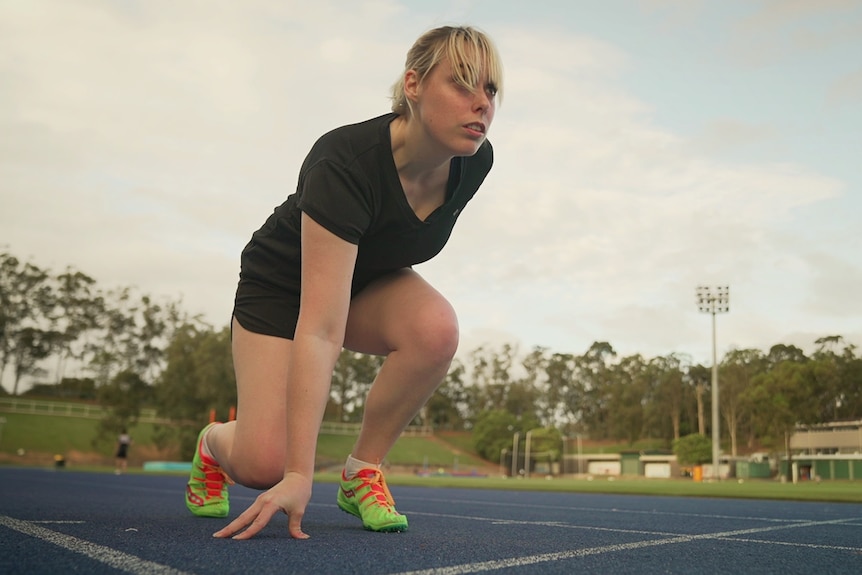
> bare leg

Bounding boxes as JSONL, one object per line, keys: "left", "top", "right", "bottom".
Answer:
{"left": 206, "top": 318, "right": 292, "bottom": 489}
{"left": 343, "top": 269, "right": 458, "bottom": 463}
{"left": 209, "top": 268, "right": 454, "bottom": 484}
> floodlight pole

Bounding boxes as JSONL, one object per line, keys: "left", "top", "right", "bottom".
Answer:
{"left": 511, "top": 432, "right": 520, "bottom": 478}
{"left": 696, "top": 286, "right": 729, "bottom": 481}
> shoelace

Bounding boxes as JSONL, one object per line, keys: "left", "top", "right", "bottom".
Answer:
{"left": 356, "top": 469, "right": 396, "bottom": 509}
{"left": 195, "top": 456, "right": 234, "bottom": 499}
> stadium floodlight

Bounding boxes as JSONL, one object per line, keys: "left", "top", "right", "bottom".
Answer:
{"left": 696, "top": 285, "right": 730, "bottom": 480}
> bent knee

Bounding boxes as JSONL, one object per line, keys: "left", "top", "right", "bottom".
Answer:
{"left": 228, "top": 447, "right": 284, "bottom": 489}
{"left": 413, "top": 300, "right": 459, "bottom": 365}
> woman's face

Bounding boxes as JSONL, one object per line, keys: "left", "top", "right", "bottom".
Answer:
{"left": 411, "top": 56, "right": 497, "bottom": 157}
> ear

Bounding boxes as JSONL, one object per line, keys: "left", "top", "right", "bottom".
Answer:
{"left": 404, "top": 69, "right": 421, "bottom": 104}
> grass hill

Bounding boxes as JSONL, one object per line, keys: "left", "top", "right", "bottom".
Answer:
{"left": 0, "top": 411, "right": 492, "bottom": 472}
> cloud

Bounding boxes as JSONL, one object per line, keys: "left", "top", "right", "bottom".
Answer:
{"left": 419, "top": 23, "right": 848, "bottom": 359}
{"left": 729, "top": 0, "right": 862, "bottom": 65}
{"left": 688, "top": 118, "right": 781, "bottom": 155}
{"left": 1, "top": 0, "right": 858, "bottom": 371}
{"left": 740, "top": 0, "right": 859, "bottom": 28}
{"left": 803, "top": 251, "right": 862, "bottom": 317}
{"left": 0, "top": 0, "right": 414, "bottom": 304}
{"left": 636, "top": 0, "right": 708, "bottom": 29}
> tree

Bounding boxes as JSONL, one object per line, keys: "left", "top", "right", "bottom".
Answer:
{"left": 644, "top": 353, "right": 689, "bottom": 443}
{"left": 95, "top": 369, "right": 152, "bottom": 448}
{"left": 834, "top": 346, "right": 862, "bottom": 419}
{"left": 424, "top": 359, "right": 468, "bottom": 430}
{"left": 544, "top": 352, "right": 581, "bottom": 428}
{"left": 577, "top": 341, "right": 617, "bottom": 439}
{"left": 766, "top": 343, "right": 807, "bottom": 366}
{"left": 673, "top": 433, "right": 712, "bottom": 466}
{"left": 519, "top": 346, "right": 550, "bottom": 424}
{"left": 720, "top": 348, "right": 766, "bottom": 456}
{"left": 606, "top": 354, "right": 649, "bottom": 445}
{"left": 687, "top": 363, "right": 710, "bottom": 435}
{"left": 24, "top": 377, "right": 96, "bottom": 399}
{"left": 51, "top": 268, "right": 102, "bottom": 383}
{"left": 328, "top": 350, "right": 383, "bottom": 423}
{"left": 154, "top": 323, "right": 235, "bottom": 458}
{"left": 10, "top": 327, "right": 62, "bottom": 395}
{"left": 88, "top": 287, "right": 180, "bottom": 390}
{"left": 745, "top": 359, "right": 820, "bottom": 480}
{"left": 465, "top": 343, "right": 518, "bottom": 415}
{"left": 811, "top": 336, "right": 862, "bottom": 421}
{"left": 471, "top": 409, "right": 539, "bottom": 463}
{"left": 0, "top": 254, "right": 56, "bottom": 393}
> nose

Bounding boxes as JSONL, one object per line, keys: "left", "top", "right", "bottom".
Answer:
{"left": 474, "top": 90, "right": 491, "bottom": 112}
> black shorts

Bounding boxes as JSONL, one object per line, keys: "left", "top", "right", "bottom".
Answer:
{"left": 232, "top": 269, "right": 402, "bottom": 341}
{"left": 232, "top": 276, "right": 301, "bottom": 340}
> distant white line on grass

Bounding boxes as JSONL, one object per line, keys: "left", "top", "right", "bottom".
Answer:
{"left": 390, "top": 517, "right": 860, "bottom": 575}
{"left": 0, "top": 516, "right": 195, "bottom": 575}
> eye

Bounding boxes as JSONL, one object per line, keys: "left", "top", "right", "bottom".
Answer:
{"left": 485, "top": 83, "right": 498, "bottom": 97}
{"left": 450, "top": 79, "right": 474, "bottom": 96}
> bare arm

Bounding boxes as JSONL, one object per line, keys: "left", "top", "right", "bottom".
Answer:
{"left": 283, "top": 212, "right": 358, "bottom": 478}
{"left": 215, "top": 213, "right": 357, "bottom": 540}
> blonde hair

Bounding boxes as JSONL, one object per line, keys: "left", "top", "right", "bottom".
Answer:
{"left": 391, "top": 26, "right": 503, "bottom": 116}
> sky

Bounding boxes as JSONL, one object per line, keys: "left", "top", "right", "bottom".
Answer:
{"left": 2, "top": 0, "right": 861, "bottom": 384}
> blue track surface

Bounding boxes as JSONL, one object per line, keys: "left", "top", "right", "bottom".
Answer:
{"left": 1, "top": 467, "right": 861, "bottom": 574}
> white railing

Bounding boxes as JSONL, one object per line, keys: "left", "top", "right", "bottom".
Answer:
{"left": 319, "top": 420, "right": 432, "bottom": 437}
{"left": 0, "top": 398, "right": 164, "bottom": 422}
{"left": 0, "top": 399, "right": 434, "bottom": 435}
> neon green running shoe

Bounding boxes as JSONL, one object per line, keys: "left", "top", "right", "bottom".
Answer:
{"left": 337, "top": 468, "right": 408, "bottom": 532}
{"left": 185, "top": 422, "right": 232, "bottom": 518}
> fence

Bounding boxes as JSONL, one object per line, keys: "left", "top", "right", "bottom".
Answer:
{"left": 0, "top": 398, "right": 166, "bottom": 423}
{"left": 0, "top": 399, "right": 434, "bottom": 436}
{"left": 319, "top": 420, "right": 432, "bottom": 437}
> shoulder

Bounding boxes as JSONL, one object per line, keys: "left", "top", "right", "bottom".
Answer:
{"left": 299, "top": 114, "right": 397, "bottom": 180}
{"left": 311, "top": 113, "right": 397, "bottom": 153}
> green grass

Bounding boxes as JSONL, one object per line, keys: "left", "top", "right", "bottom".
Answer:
{"left": 0, "top": 412, "right": 485, "bottom": 468}
{"left": 3, "top": 412, "right": 860, "bottom": 504}
{"left": 434, "top": 431, "right": 477, "bottom": 454}
{"left": 0, "top": 413, "right": 163, "bottom": 456}
{"left": 314, "top": 472, "right": 862, "bottom": 504}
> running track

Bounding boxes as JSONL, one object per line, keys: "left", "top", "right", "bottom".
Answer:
{"left": 1, "top": 467, "right": 861, "bottom": 574}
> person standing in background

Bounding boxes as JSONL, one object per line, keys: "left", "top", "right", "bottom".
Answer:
{"left": 115, "top": 429, "right": 131, "bottom": 474}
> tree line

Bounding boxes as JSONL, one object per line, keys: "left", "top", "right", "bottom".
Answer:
{"left": 2, "top": 250, "right": 860, "bottom": 460}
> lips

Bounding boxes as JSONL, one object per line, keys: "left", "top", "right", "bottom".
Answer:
{"left": 464, "top": 122, "right": 486, "bottom": 135}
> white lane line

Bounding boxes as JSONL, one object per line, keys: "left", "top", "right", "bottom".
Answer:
{"left": 30, "top": 520, "right": 86, "bottom": 524}
{"left": 0, "top": 515, "right": 195, "bottom": 575}
{"left": 389, "top": 517, "right": 860, "bottom": 575}
{"left": 398, "top": 494, "right": 820, "bottom": 524}
{"left": 409, "top": 510, "right": 684, "bottom": 537}
{"left": 716, "top": 537, "right": 862, "bottom": 552}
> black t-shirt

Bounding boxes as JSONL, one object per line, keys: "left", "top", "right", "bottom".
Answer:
{"left": 238, "top": 112, "right": 493, "bottom": 309}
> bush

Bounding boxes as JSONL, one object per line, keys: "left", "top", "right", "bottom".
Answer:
{"left": 673, "top": 433, "right": 712, "bottom": 465}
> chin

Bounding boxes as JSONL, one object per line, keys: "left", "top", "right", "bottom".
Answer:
{"left": 453, "top": 140, "right": 484, "bottom": 157}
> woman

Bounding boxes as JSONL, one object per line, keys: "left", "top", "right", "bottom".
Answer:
{"left": 185, "top": 25, "right": 502, "bottom": 540}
